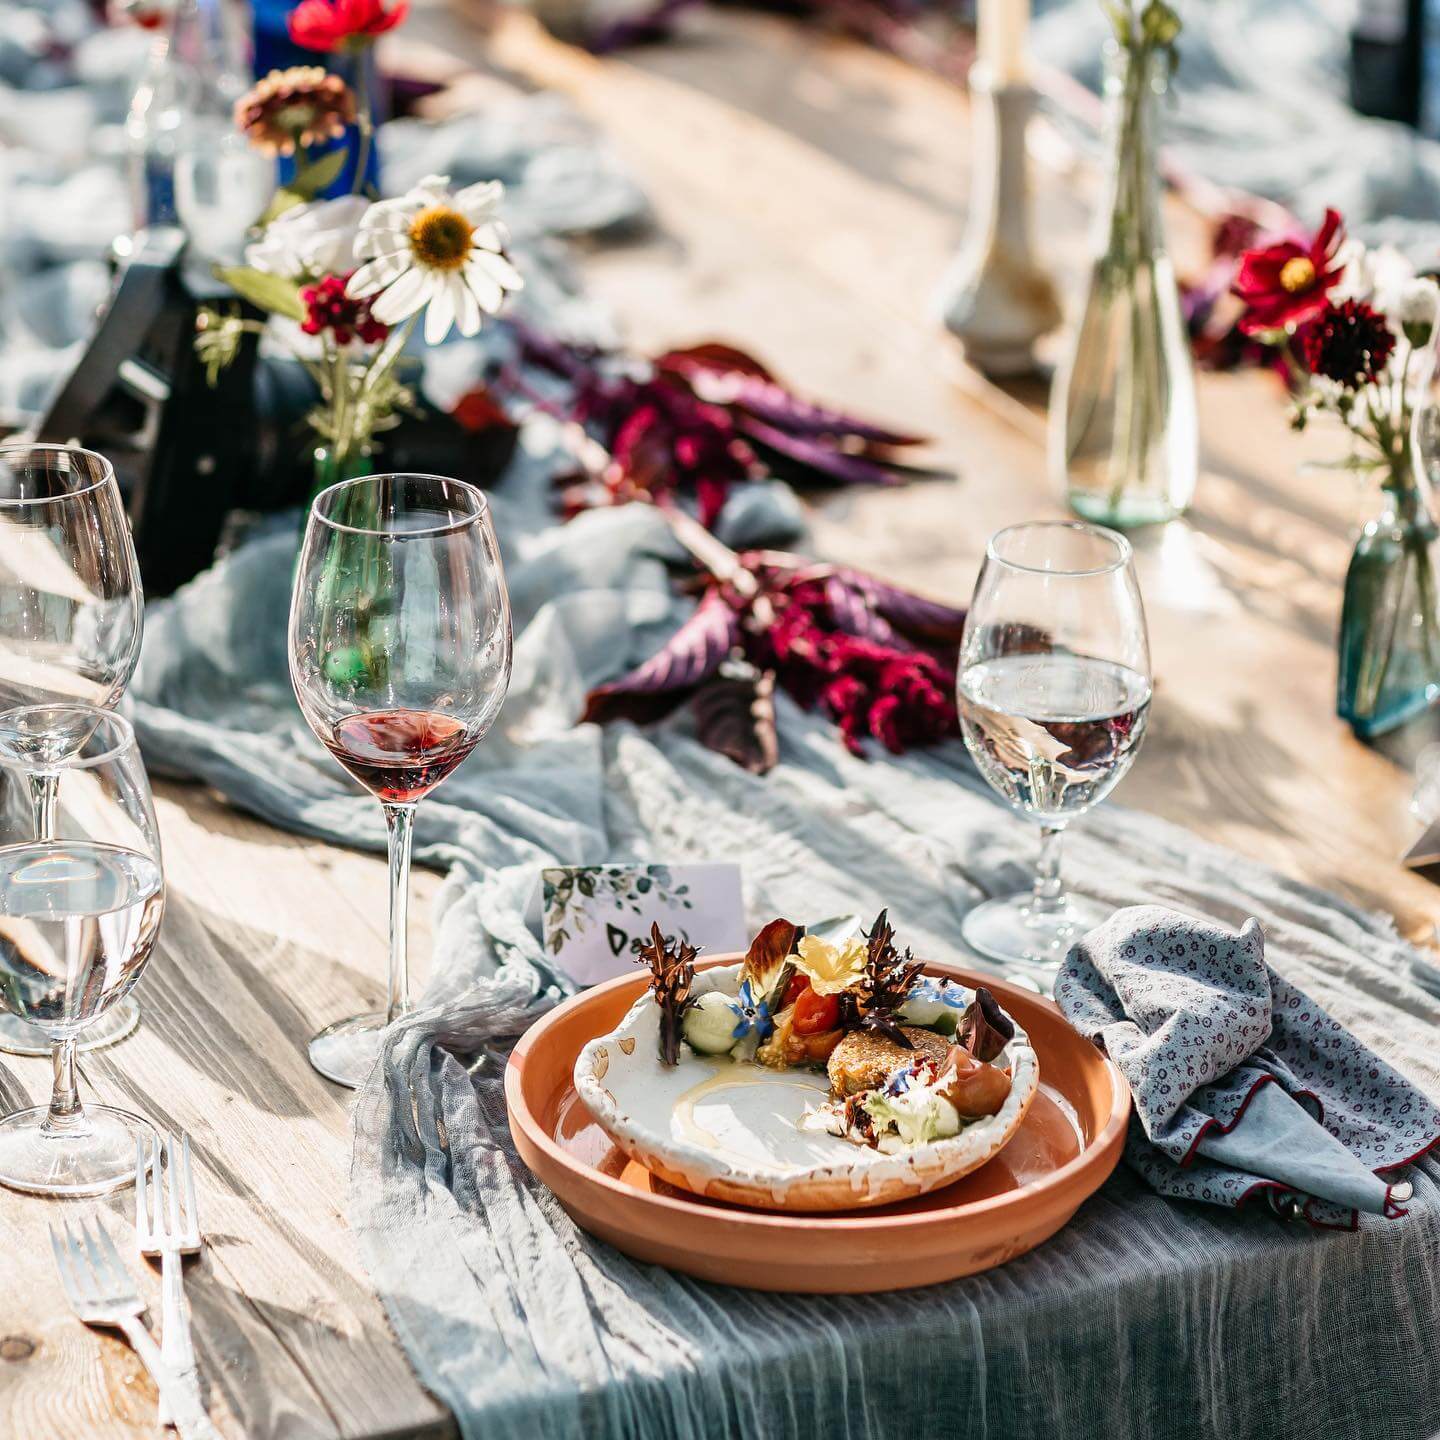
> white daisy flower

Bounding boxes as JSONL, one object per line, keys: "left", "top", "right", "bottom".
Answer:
{"left": 345, "top": 175, "right": 523, "bottom": 345}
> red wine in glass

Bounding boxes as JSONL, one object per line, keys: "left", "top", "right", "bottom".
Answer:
{"left": 324, "top": 709, "right": 477, "bottom": 804}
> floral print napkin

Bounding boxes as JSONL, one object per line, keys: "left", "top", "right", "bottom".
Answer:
{"left": 1057, "top": 905, "right": 1440, "bottom": 1226}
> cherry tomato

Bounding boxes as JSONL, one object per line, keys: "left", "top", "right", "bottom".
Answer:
{"left": 793, "top": 987, "right": 841, "bottom": 1035}
{"left": 783, "top": 972, "right": 810, "bottom": 1006}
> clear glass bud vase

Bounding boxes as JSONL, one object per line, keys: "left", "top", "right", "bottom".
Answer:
{"left": 1337, "top": 406, "right": 1440, "bottom": 738}
{"left": 1050, "top": 42, "right": 1197, "bottom": 528}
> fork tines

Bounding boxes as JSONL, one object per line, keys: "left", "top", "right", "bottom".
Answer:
{"left": 135, "top": 1130, "right": 200, "bottom": 1252}
{"left": 49, "top": 1216, "right": 141, "bottom": 1312}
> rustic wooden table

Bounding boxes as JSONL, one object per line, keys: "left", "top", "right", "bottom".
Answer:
{"left": 4, "top": 6, "right": 1438, "bottom": 1437}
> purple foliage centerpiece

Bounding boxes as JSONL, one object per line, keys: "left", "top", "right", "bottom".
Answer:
{"left": 583, "top": 508, "right": 965, "bottom": 772}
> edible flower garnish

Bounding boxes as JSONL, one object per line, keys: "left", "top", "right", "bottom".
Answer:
{"left": 731, "top": 978, "right": 774, "bottom": 1042}
{"left": 634, "top": 922, "right": 699, "bottom": 1067}
{"left": 794, "top": 933, "right": 868, "bottom": 996}
{"left": 957, "top": 987, "right": 1015, "bottom": 1063}
{"left": 845, "top": 909, "right": 923, "bottom": 1048}
{"left": 741, "top": 917, "right": 801, "bottom": 1012}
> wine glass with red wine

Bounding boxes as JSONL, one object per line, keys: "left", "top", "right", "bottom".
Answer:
{"left": 289, "top": 474, "right": 511, "bottom": 1088}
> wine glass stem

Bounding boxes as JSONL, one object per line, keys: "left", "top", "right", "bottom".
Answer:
{"left": 42, "top": 1037, "right": 85, "bottom": 1136}
{"left": 28, "top": 770, "right": 58, "bottom": 840}
{"left": 1031, "top": 824, "right": 1068, "bottom": 916}
{"left": 383, "top": 802, "right": 416, "bottom": 1026}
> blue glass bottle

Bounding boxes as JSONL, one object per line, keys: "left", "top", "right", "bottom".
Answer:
{"left": 1337, "top": 418, "right": 1440, "bottom": 737}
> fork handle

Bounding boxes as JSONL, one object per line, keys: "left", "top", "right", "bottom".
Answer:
{"left": 158, "top": 1247, "right": 197, "bottom": 1423}
{"left": 113, "top": 1315, "right": 224, "bottom": 1440}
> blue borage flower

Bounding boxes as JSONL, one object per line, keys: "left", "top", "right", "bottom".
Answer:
{"left": 731, "top": 978, "right": 774, "bottom": 1041}
{"left": 908, "top": 976, "right": 968, "bottom": 1009}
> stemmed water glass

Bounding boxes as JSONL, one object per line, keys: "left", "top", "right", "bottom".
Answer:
{"left": 289, "top": 474, "right": 512, "bottom": 1089}
{"left": 956, "top": 521, "right": 1152, "bottom": 972}
{"left": 0, "top": 445, "right": 144, "bottom": 1057}
{"left": 0, "top": 706, "right": 164, "bottom": 1195}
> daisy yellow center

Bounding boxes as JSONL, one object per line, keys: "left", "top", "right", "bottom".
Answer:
{"left": 408, "top": 205, "right": 473, "bottom": 271}
{"left": 1279, "top": 256, "right": 1316, "bottom": 293}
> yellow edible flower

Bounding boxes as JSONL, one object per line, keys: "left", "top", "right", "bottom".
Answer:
{"left": 794, "top": 934, "right": 867, "bottom": 996}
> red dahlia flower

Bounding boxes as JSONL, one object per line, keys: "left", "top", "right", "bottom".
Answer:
{"left": 1232, "top": 208, "right": 1348, "bottom": 336}
{"left": 288, "top": 0, "right": 409, "bottom": 53}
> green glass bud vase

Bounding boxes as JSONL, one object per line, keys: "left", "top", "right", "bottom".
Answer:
{"left": 1337, "top": 410, "right": 1440, "bottom": 738}
{"left": 310, "top": 437, "right": 374, "bottom": 504}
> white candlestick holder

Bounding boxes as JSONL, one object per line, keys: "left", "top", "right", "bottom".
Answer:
{"left": 936, "top": 63, "right": 1061, "bottom": 377}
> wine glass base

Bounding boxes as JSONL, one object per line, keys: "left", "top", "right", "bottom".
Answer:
{"left": 309, "top": 1012, "right": 390, "bottom": 1090}
{"left": 961, "top": 891, "right": 1113, "bottom": 980}
{"left": 0, "top": 996, "right": 141, "bottom": 1057}
{"left": 0, "top": 1104, "right": 157, "bottom": 1196}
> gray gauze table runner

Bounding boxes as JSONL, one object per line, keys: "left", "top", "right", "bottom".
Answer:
{"left": 131, "top": 431, "right": 1440, "bottom": 1439}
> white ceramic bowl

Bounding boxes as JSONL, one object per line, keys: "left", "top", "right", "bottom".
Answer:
{"left": 574, "top": 962, "right": 1039, "bottom": 1212}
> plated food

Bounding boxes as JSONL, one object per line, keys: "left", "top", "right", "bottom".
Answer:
{"left": 573, "top": 912, "right": 1039, "bottom": 1211}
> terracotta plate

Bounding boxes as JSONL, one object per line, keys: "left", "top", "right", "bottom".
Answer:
{"left": 506, "top": 960, "right": 1130, "bottom": 1293}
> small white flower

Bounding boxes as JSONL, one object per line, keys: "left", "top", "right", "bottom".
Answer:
{"left": 1394, "top": 277, "right": 1440, "bottom": 334}
{"left": 1335, "top": 241, "right": 1416, "bottom": 312}
{"left": 244, "top": 195, "right": 370, "bottom": 281}
{"left": 346, "top": 175, "right": 523, "bottom": 345}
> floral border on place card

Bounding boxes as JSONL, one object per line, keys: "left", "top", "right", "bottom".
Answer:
{"left": 541, "top": 863, "right": 745, "bottom": 986}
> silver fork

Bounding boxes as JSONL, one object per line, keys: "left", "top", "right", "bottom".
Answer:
{"left": 135, "top": 1132, "right": 203, "bottom": 1426}
{"left": 49, "top": 1216, "right": 222, "bottom": 1440}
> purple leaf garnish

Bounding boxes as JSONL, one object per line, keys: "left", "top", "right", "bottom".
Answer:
{"left": 635, "top": 923, "right": 699, "bottom": 1067}
{"left": 958, "top": 987, "right": 1014, "bottom": 1063}
{"left": 738, "top": 416, "right": 909, "bottom": 486}
{"left": 824, "top": 566, "right": 969, "bottom": 646}
{"left": 584, "top": 589, "right": 740, "bottom": 725}
{"left": 690, "top": 665, "right": 779, "bottom": 774}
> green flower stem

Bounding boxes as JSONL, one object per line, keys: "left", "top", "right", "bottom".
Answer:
{"left": 350, "top": 48, "right": 374, "bottom": 199}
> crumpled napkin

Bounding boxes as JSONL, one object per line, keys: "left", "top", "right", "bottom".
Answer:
{"left": 1056, "top": 905, "right": 1440, "bottom": 1227}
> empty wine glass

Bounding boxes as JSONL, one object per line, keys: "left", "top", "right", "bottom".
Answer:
{"left": 0, "top": 706, "right": 164, "bottom": 1195}
{"left": 174, "top": 118, "right": 275, "bottom": 263}
{"left": 289, "top": 474, "right": 512, "bottom": 1088}
{"left": 957, "top": 521, "right": 1152, "bottom": 972}
{"left": 0, "top": 445, "right": 144, "bottom": 1057}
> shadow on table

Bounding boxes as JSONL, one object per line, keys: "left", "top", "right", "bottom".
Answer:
{"left": 73, "top": 890, "right": 364, "bottom": 1123}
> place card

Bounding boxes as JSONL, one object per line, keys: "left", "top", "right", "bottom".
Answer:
{"left": 539, "top": 863, "right": 745, "bottom": 986}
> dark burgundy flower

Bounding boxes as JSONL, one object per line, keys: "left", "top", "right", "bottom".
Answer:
{"left": 1300, "top": 300, "right": 1396, "bottom": 388}
{"left": 300, "top": 273, "right": 388, "bottom": 346}
{"left": 1233, "top": 208, "right": 1348, "bottom": 335}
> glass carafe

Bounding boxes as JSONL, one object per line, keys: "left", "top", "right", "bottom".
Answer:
{"left": 1050, "top": 42, "right": 1197, "bottom": 528}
